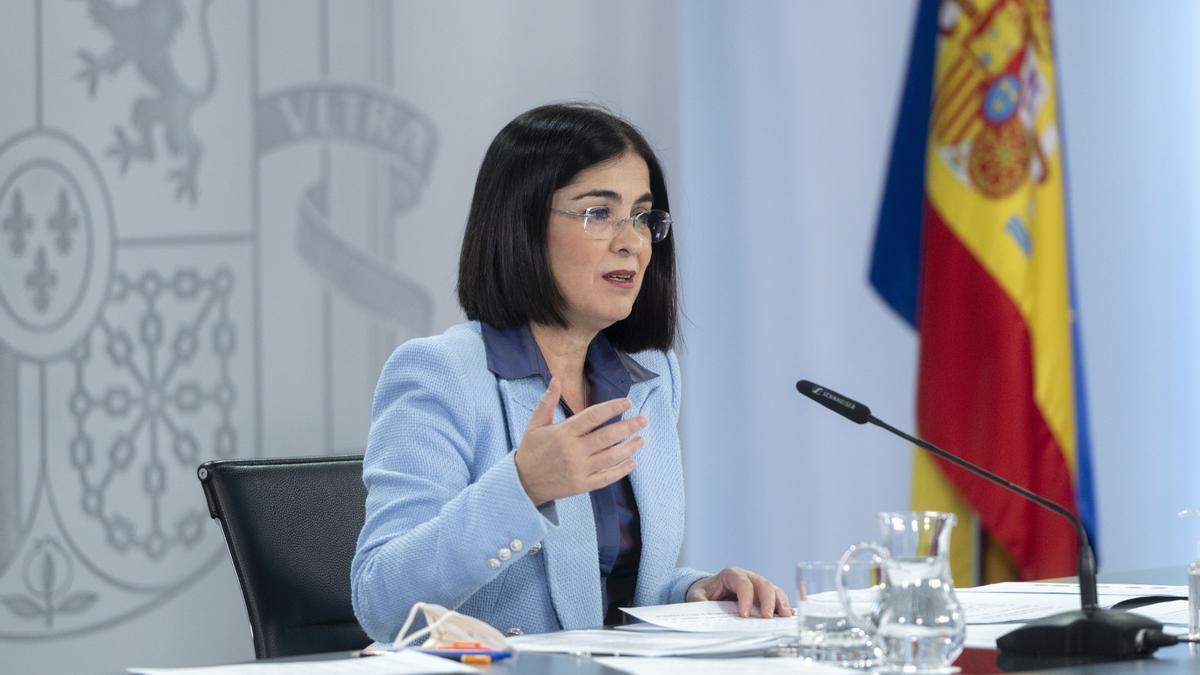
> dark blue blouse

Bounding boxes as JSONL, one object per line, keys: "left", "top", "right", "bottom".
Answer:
{"left": 481, "top": 322, "right": 655, "bottom": 625}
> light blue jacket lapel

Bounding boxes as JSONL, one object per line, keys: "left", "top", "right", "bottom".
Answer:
{"left": 623, "top": 376, "right": 674, "bottom": 607}
{"left": 498, "top": 377, "right": 602, "bottom": 629}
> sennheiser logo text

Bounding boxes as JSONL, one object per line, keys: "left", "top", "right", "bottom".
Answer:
{"left": 819, "top": 389, "right": 856, "bottom": 409}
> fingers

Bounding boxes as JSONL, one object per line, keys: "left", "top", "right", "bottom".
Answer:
{"left": 525, "top": 377, "right": 561, "bottom": 431}
{"left": 565, "top": 397, "right": 632, "bottom": 434}
{"left": 585, "top": 457, "right": 636, "bottom": 492}
{"left": 705, "top": 568, "right": 791, "bottom": 619}
{"left": 586, "top": 415, "right": 648, "bottom": 452}
{"left": 686, "top": 577, "right": 713, "bottom": 602}
{"left": 587, "top": 435, "right": 644, "bottom": 473}
{"left": 732, "top": 572, "right": 756, "bottom": 618}
{"left": 752, "top": 574, "right": 778, "bottom": 618}
{"left": 516, "top": 386, "right": 644, "bottom": 503}
{"left": 774, "top": 586, "right": 793, "bottom": 617}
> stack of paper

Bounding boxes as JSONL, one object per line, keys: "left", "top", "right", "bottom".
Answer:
{"left": 508, "top": 627, "right": 787, "bottom": 658}
{"left": 513, "top": 584, "right": 1190, "bottom": 659}
{"left": 596, "top": 656, "right": 858, "bottom": 674}
{"left": 128, "top": 651, "right": 475, "bottom": 674}
{"left": 620, "top": 600, "right": 799, "bottom": 634}
{"left": 956, "top": 582, "right": 1190, "bottom": 648}
{"left": 957, "top": 582, "right": 1189, "bottom": 624}
{"left": 509, "top": 600, "right": 799, "bottom": 657}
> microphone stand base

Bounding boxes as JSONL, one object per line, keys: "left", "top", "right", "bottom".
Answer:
{"left": 996, "top": 608, "right": 1162, "bottom": 661}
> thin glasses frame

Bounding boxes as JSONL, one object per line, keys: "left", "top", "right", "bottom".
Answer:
{"left": 550, "top": 206, "right": 672, "bottom": 244}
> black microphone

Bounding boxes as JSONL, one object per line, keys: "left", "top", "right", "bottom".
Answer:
{"left": 795, "top": 380, "right": 872, "bottom": 424}
{"left": 795, "top": 378, "right": 1164, "bottom": 660}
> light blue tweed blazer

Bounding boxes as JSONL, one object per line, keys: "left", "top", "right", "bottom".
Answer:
{"left": 351, "top": 321, "right": 708, "bottom": 643}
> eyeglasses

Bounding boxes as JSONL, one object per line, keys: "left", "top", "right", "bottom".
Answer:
{"left": 551, "top": 206, "right": 672, "bottom": 244}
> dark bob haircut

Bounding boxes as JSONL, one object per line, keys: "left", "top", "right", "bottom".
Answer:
{"left": 456, "top": 103, "right": 678, "bottom": 353}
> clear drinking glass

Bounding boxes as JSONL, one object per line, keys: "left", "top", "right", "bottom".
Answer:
{"left": 795, "top": 560, "right": 883, "bottom": 668}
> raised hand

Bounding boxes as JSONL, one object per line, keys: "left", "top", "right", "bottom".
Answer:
{"left": 513, "top": 378, "right": 647, "bottom": 506}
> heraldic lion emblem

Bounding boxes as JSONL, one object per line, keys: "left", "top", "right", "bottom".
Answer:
{"left": 76, "top": 0, "right": 217, "bottom": 203}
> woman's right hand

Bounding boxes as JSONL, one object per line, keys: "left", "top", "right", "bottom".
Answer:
{"left": 513, "top": 378, "right": 647, "bottom": 506}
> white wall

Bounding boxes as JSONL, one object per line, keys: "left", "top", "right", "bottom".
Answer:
{"left": 1054, "top": 0, "right": 1200, "bottom": 571}
{"left": 677, "top": 0, "right": 920, "bottom": 588}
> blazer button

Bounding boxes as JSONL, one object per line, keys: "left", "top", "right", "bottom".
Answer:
{"left": 498, "top": 547, "right": 512, "bottom": 561}
{"left": 505, "top": 627, "right": 524, "bottom": 637}
{"left": 529, "top": 542, "right": 542, "bottom": 555}
{"left": 486, "top": 558, "right": 501, "bottom": 570}
{"left": 510, "top": 538, "right": 523, "bottom": 552}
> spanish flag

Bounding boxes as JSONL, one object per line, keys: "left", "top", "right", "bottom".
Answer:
{"left": 870, "top": 0, "right": 1097, "bottom": 586}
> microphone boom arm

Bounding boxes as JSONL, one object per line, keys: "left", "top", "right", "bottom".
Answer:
{"left": 865, "top": 414, "right": 1099, "bottom": 611}
{"left": 795, "top": 378, "right": 1166, "bottom": 659}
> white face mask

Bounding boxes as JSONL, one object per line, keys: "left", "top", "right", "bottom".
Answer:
{"left": 393, "top": 602, "right": 510, "bottom": 651}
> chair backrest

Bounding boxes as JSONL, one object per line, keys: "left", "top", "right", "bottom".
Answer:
{"left": 198, "top": 455, "right": 370, "bottom": 659}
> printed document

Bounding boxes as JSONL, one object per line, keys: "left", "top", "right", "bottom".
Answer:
{"left": 619, "top": 600, "right": 799, "bottom": 634}
{"left": 596, "top": 656, "right": 859, "bottom": 674}
{"left": 957, "top": 582, "right": 1189, "bottom": 625}
{"left": 128, "top": 651, "right": 474, "bottom": 674}
{"left": 508, "top": 628, "right": 785, "bottom": 657}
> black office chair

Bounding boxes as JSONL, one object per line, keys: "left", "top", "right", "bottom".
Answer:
{"left": 198, "top": 455, "right": 371, "bottom": 659}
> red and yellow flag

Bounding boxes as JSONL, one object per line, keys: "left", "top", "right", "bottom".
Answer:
{"left": 871, "top": 0, "right": 1096, "bottom": 585}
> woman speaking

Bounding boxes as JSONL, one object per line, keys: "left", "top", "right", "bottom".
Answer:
{"left": 351, "top": 103, "right": 789, "bottom": 643}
